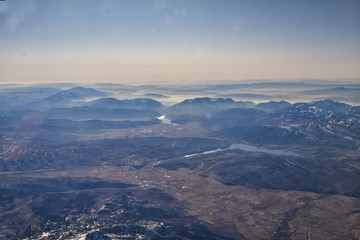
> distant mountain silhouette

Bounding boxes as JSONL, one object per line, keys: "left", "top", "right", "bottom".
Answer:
{"left": 254, "top": 101, "right": 291, "bottom": 112}
{"left": 167, "top": 97, "right": 253, "bottom": 115}
{"left": 85, "top": 97, "right": 164, "bottom": 110}
{"left": 46, "top": 86, "right": 108, "bottom": 101}
{"left": 28, "top": 87, "right": 108, "bottom": 109}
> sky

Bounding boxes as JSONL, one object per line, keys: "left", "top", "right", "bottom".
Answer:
{"left": 0, "top": 0, "right": 359, "bottom": 84}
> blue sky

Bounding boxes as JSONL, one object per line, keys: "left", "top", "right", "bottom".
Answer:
{"left": 0, "top": 0, "right": 359, "bottom": 83}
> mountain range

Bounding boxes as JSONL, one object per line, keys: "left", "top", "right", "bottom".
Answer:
{"left": 1, "top": 84, "right": 360, "bottom": 240}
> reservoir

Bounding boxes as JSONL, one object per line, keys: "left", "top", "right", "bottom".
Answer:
{"left": 157, "top": 115, "right": 173, "bottom": 125}
{"left": 184, "top": 143, "right": 300, "bottom": 158}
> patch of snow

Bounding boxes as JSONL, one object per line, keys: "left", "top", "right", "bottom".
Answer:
{"left": 99, "top": 204, "right": 106, "bottom": 211}
{"left": 41, "top": 232, "right": 51, "bottom": 238}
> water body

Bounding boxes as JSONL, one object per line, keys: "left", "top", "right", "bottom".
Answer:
{"left": 184, "top": 143, "right": 300, "bottom": 158}
{"left": 157, "top": 115, "right": 174, "bottom": 125}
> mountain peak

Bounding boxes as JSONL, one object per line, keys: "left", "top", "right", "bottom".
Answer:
{"left": 179, "top": 97, "right": 235, "bottom": 105}
{"left": 85, "top": 97, "right": 163, "bottom": 110}
{"left": 255, "top": 101, "right": 291, "bottom": 112}
{"left": 46, "top": 87, "right": 108, "bottom": 101}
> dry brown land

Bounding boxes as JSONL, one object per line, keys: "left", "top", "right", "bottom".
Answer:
{"left": 2, "top": 166, "right": 359, "bottom": 239}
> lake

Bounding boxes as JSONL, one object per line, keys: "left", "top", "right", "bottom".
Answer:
{"left": 184, "top": 143, "right": 300, "bottom": 158}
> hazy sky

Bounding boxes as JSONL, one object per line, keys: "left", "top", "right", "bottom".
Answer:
{"left": 0, "top": 0, "right": 359, "bottom": 83}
